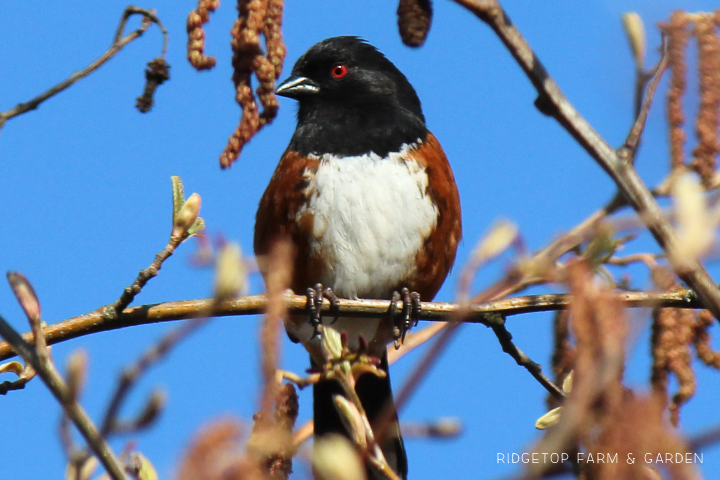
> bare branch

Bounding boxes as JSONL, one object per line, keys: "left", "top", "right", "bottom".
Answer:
{"left": 0, "top": 289, "right": 704, "bottom": 362}
{"left": 400, "top": 418, "right": 463, "bottom": 439}
{"left": 100, "top": 318, "right": 209, "bottom": 436}
{"left": 451, "top": 0, "right": 720, "bottom": 320}
{"left": 257, "top": 240, "right": 293, "bottom": 419}
{"left": 623, "top": 34, "right": 670, "bottom": 155}
{"left": 489, "top": 314, "right": 565, "bottom": 400}
{"left": 689, "top": 423, "right": 720, "bottom": 452}
{"left": 386, "top": 322, "right": 447, "bottom": 364}
{"left": 103, "top": 235, "right": 185, "bottom": 321}
{"left": 0, "top": 6, "right": 167, "bottom": 133}
{"left": 104, "top": 178, "right": 203, "bottom": 321}
{"left": 0, "top": 314, "right": 126, "bottom": 480}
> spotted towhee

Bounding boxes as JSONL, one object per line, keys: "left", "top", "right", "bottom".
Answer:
{"left": 254, "top": 36, "right": 461, "bottom": 479}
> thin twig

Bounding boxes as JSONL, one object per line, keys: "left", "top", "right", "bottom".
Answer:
{"left": 633, "top": 72, "right": 650, "bottom": 121}
{"left": 257, "top": 240, "right": 292, "bottom": 421}
{"left": 489, "top": 314, "right": 565, "bottom": 399}
{"left": 0, "top": 377, "right": 31, "bottom": 394}
{"left": 103, "top": 177, "right": 203, "bottom": 320}
{"left": 0, "top": 315, "right": 126, "bottom": 480}
{"left": 456, "top": 224, "right": 563, "bottom": 397}
{"left": 606, "top": 253, "right": 661, "bottom": 268}
{"left": 0, "top": 289, "right": 704, "bottom": 362}
{"left": 386, "top": 266, "right": 561, "bottom": 458}
{"left": 514, "top": 167, "right": 693, "bottom": 297}
{"left": 400, "top": 418, "right": 463, "bottom": 439}
{"left": 291, "top": 419, "right": 314, "bottom": 447}
{"left": 623, "top": 34, "right": 670, "bottom": 155}
{"left": 0, "top": 6, "right": 165, "bottom": 133}
{"left": 100, "top": 317, "right": 210, "bottom": 436}
{"left": 489, "top": 197, "right": 626, "bottom": 306}
{"left": 114, "top": 7, "right": 169, "bottom": 58}
{"left": 103, "top": 235, "right": 184, "bottom": 321}
{"left": 452, "top": 0, "right": 720, "bottom": 321}
{"left": 386, "top": 322, "right": 447, "bottom": 364}
{"left": 688, "top": 422, "right": 720, "bottom": 451}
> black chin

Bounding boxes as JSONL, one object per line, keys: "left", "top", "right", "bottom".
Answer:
{"left": 289, "top": 100, "right": 428, "bottom": 158}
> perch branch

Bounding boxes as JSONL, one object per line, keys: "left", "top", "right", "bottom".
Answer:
{"left": 0, "top": 289, "right": 703, "bottom": 362}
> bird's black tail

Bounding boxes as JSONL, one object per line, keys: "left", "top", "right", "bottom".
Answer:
{"left": 313, "top": 351, "right": 407, "bottom": 479}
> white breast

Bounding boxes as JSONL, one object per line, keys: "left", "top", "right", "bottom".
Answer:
{"left": 302, "top": 145, "right": 438, "bottom": 300}
{"left": 290, "top": 145, "right": 439, "bottom": 352}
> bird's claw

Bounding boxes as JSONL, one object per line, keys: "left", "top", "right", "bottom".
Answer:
{"left": 323, "top": 287, "right": 341, "bottom": 324}
{"left": 306, "top": 284, "right": 323, "bottom": 338}
{"left": 391, "top": 287, "right": 421, "bottom": 348}
{"left": 306, "top": 283, "right": 340, "bottom": 338}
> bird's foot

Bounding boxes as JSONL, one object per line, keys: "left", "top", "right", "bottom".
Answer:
{"left": 390, "top": 287, "right": 421, "bottom": 348}
{"left": 306, "top": 283, "right": 340, "bottom": 338}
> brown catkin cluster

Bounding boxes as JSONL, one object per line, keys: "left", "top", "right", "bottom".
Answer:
{"left": 177, "top": 419, "right": 251, "bottom": 480}
{"left": 691, "top": 16, "right": 720, "bottom": 186}
{"left": 662, "top": 11, "right": 689, "bottom": 171}
{"left": 694, "top": 310, "right": 720, "bottom": 369}
{"left": 535, "top": 262, "right": 699, "bottom": 480}
{"left": 274, "top": 383, "right": 299, "bottom": 431}
{"left": 176, "top": 386, "right": 298, "bottom": 480}
{"left": 265, "top": 384, "right": 298, "bottom": 480}
{"left": 397, "top": 0, "right": 433, "bottom": 47}
{"left": 569, "top": 261, "right": 627, "bottom": 406}
{"left": 592, "top": 394, "right": 698, "bottom": 480}
{"left": 264, "top": 0, "right": 286, "bottom": 79}
{"left": 219, "top": 0, "right": 286, "bottom": 169}
{"left": 650, "top": 267, "right": 696, "bottom": 426}
{"left": 661, "top": 10, "right": 720, "bottom": 187}
{"left": 187, "top": 0, "right": 221, "bottom": 70}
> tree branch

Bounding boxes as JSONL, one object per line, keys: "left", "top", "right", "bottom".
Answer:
{"left": 623, "top": 34, "right": 669, "bottom": 155}
{"left": 451, "top": 0, "right": 720, "bottom": 321}
{"left": 104, "top": 175, "right": 203, "bottom": 321}
{"left": 0, "top": 289, "right": 703, "bottom": 362}
{"left": 0, "top": 6, "right": 166, "bottom": 133}
{"left": 103, "top": 234, "right": 184, "bottom": 321}
{"left": 0, "top": 315, "right": 126, "bottom": 479}
{"left": 488, "top": 314, "right": 565, "bottom": 399}
{"left": 689, "top": 422, "right": 720, "bottom": 452}
{"left": 100, "top": 317, "right": 208, "bottom": 436}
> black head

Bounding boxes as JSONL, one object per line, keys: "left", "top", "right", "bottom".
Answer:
{"left": 276, "top": 36, "right": 428, "bottom": 157}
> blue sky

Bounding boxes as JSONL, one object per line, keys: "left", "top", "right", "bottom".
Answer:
{"left": 1, "top": 1, "right": 719, "bottom": 478}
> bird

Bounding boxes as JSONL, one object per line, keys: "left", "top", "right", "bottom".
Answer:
{"left": 254, "top": 36, "right": 461, "bottom": 480}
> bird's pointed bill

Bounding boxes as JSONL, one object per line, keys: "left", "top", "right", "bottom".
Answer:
{"left": 276, "top": 76, "right": 320, "bottom": 98}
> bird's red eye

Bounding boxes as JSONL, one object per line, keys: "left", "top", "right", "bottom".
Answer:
{"left": 331, "top": 64, "right": 348, "bottom": 78}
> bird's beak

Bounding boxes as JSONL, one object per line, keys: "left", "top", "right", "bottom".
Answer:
{"left": 275, "top": 75, "right": 320, "bottom": 98}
